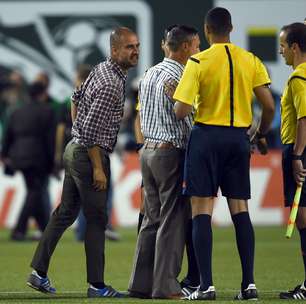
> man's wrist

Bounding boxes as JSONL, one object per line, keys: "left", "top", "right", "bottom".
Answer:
{"left": 292, "top": 154, "right": 303, "bottom": 160}
{"left": 256, "top": 131, "right": 266, "bottom": 139}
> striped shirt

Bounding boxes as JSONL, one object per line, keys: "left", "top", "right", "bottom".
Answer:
{"left": 71, "top": 58, "right": 127, "bottom": 152}
{"left": 139, "top": 58, "right": 193, "bottom": 149}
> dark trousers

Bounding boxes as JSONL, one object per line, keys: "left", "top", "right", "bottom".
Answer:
{"left": 129, "top": 147, "right": 189, "bottom": 298}
{"left": 13, "top": 169, "right": 49, "bottom": 236}
{"left": 31, "top": 141, "right": 110, "bottom": 283}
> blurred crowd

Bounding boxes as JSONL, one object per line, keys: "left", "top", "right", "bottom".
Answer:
{"left": 0, "top": 67, "right": 139, "bottom": 242}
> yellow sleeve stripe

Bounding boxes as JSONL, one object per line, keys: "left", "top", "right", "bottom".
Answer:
{"left": 289, "top": 76, "right": 306, "bottom": 83}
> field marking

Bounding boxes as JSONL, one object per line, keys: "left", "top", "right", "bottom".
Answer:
{"left": 0, "top": 289, "right": 285, "bottom": 295}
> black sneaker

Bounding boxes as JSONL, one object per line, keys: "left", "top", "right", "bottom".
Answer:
{"left": 234, "top": 284, "right": 258, "bottom": 300}
{"left": 184, "top": 286, "right": 216, "bottom": 300}
{"left": 180, "top": 279, "right": 200, "bottom": 297}
{"left": 87, "top": 285, "right": 124, "bottom": 298}
{"left": 27, "top": 270, "right": 56, "bottom": 294}
{"left": 279, "top": 283, "right": 306, "bottom": 300}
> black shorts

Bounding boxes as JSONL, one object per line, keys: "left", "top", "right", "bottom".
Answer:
{"left": 183, "top": 124, "right": 251, "bottom": 199}
{"left": 282, "top": 144, "right": 306, "bottom": 207}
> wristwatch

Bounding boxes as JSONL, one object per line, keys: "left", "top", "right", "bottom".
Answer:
{"left": 292, "top": 154, "right": 303, "bottom": 160}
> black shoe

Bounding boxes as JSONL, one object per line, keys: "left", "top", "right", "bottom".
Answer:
{"left": 184, "top": 286, "right": 216, "bottom": 300}
{"left": 180, "top": 279, "right": 200, "bottom": 297}
{"left": 279, "top": 283, "right": 306, "bottom": 300}
{"left": 11, "top": 232, "right": 26, "bottom": 241}
{"left": 234, "top": 284, "right": 258, "bottom": 300}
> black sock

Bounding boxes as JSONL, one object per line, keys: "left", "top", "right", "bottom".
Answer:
{"left": 137, "top": 213, "right": 144, "bottom": 234}
{"left": 90, "top": 282, "right": 105, "bottom": 289}
{"left": 185, "top": 219, "right": 200, "bottom": 286}
{"left": 232, "top": 212, "right": 255, "bottom": 290}
{"left": 298, "top": 227, "right": 306, "bottom": 283}
{"left": 192, "top": 214, "right": 213, "bottom": 290}
{"left": 36, "top": 270, "right": 46, "bottom": 278}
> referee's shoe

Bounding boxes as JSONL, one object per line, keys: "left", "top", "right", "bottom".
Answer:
{"left": 234, "top": 284, "right": 258, "bottom": 300}
{"left": 180, "top": 278, "right": 200, "bottom": 297}
{"left": 279, "top": 282, "right": 306, "bottom": 300}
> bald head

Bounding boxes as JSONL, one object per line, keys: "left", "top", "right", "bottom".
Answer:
{"left": 110, "top": 27, "right": 136, "bottom": 49}
{"left": 109, "top": 27, "right": 140, "bottom": 71}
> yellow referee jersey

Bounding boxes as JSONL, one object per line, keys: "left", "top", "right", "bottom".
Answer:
{"left": 173, "top": 43, "right": 271, "bottom": 127}
{"left": 281, "top": 62, "right": 306, "bottom": 144}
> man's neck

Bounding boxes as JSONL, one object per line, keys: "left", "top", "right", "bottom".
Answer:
{"left": 168, "top": 53, "right": 187, "bottom": 65}
{"left": 293, "top": 53, "right": 306, "bottom": 69}
{"left": 209, "top": 35, "right": 230, "bottom": 45}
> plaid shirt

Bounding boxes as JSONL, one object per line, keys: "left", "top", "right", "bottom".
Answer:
{"left": 139, "top": 58, "right": 193, "bottom": 149}
{"left": 71, "top": 58, "right": 127, "bottom": 152}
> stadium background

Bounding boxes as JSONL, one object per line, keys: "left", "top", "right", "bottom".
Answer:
{"left": 0, "top": 0, "right": 306, "bottom": 229}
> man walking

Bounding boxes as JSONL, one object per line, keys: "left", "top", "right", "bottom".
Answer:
{"left": 278, "top": 22, "right": 306, "bottom": 300}
{"left": 173, "top": 8, "right": 274, "bottom": 300}
{"left": 128, "top": 25, "right": 200, "bottom": 299}
{"left": 27, "top": 27, "right": 139, "bottom": 298}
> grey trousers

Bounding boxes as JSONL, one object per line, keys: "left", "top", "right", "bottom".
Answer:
{"left": 31, "top": 141, "right": 110, "bottom": 283}
{"left": 128, "top": 146, "right": 189, "bottom": 298}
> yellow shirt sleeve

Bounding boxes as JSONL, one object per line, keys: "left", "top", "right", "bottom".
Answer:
{"left": 253, "top": 56, "right": 271, "bottom": 88}
{"left": 173, "top": 58, "right": 200, "bottom": 105}
{"left": 291, "top": 78, "right": 306, "bottom": 119}
{"left": 135, "top": 95, "right": 140, "bottom": 111}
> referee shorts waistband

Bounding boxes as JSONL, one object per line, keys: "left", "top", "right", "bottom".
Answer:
{"left": 194, "top": 122, "right": 249, "bottom": 132}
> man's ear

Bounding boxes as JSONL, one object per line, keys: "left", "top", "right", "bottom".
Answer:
{"left": 111, "top": 45, "right": 117, "bottom": 58}
{"left": 291, "top": 42, "right": 299, "bottom": 53}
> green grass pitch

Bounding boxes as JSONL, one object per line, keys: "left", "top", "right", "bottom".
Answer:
{"left": 0, "top": 226, "right": 302, "bottom": 303}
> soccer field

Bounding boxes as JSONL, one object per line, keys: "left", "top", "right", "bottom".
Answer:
{"left": 0, "top": 226, "right": 302, "bottom": 303}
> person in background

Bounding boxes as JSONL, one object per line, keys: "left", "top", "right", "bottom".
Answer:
{"left": 1, "top": 82, "right": 56, "bottom": 241}
{"left": 278, "top": 22, "right": 306, "bottom": 300}
{"left": 35, "top": 72, "right": 61, "bottom": 116}
{"left": 34, "top": 72, "right": 62, "bottom": 222}
{"left": 0, "top": 70, "right": 29, "bottom": 143}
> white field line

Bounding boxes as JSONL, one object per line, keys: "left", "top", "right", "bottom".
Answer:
{"left": 0, "top": 289, "right": 285, "bottom": 295}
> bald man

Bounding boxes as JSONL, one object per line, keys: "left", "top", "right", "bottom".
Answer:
{"left": 27, "top": 27, "right": 140, "bottom": 298}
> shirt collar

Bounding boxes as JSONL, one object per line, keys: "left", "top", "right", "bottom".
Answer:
{"left": 295, "top": 62, "right": 306, "bottom": 71}
{"left": 163, "top": 57, "right": 185, "bottom": 71}
{"left": 106, "top": 57, "right": 127, "bottom": 81}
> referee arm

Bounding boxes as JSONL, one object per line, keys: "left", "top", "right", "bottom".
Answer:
{"left": 253, "top": 84, "right": 275, "bottom": 135}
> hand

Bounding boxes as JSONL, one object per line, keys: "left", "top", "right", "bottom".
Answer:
{"left": 93, "top": 168, "right": 107, "bottom": 191}
{"left": 256, "top": 137, "right": 268, "bottom": 155}
{"left": 250, "top": 132, "right": 268, "bottom": 155}
{"left": 164, "top": 79, "right": 178, "bottom": 100}
{"left": 292, "top": 159, "right": 306, "bottom": 186}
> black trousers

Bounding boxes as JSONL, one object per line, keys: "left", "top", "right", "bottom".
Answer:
{"left": 31, "top": 141, "right": 110, "bottom": 283}
{"left": 13, "top": 169, "right": 49, "bottom": 236}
